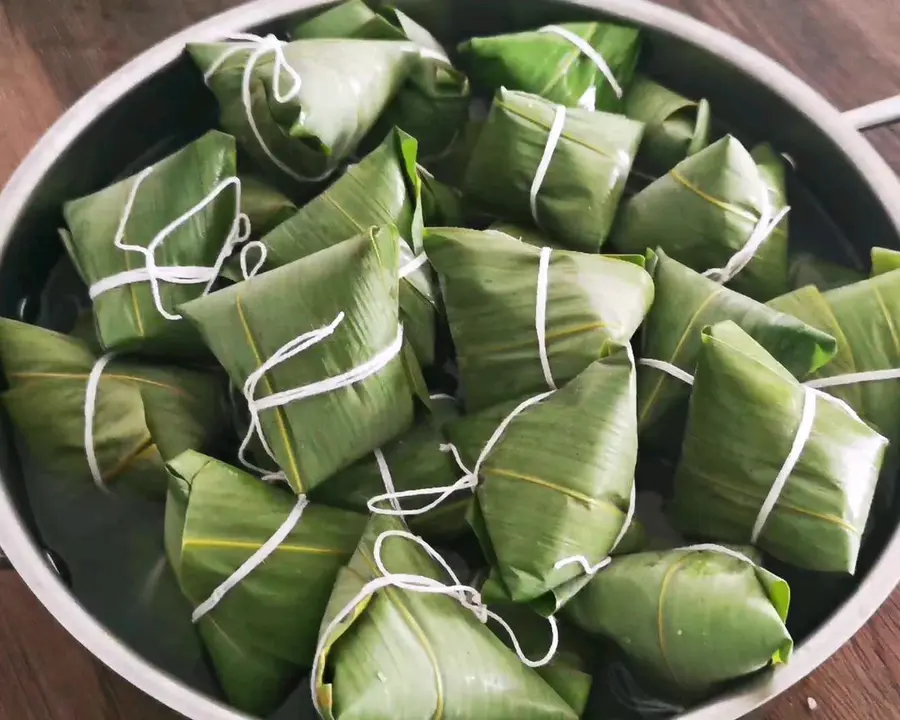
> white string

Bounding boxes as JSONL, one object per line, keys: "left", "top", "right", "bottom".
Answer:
{"left": 399, "top": 252, "right": 429, "bottom": 279}
{"left": 309, "top": 529, "right": 558, "bottom": 714}
{"left": 428, "top": 393, "right": 457, "bottom": 403}
{"left": 638, "top": 358, "right": 695, "bottom": 386}
{"left": 89, "top": 167, "right": 251, "bottom": 319}
{"left": 374, "top": 449, "right": 401, "bottom": 514}
{"left": 238, "top": 314, "right": 405, "bottom": 481}
{"left": 806, "top": 368, "right": 900, "bottom": 389}
{"left": 535, "top": 246, "right": 556, "bottom": 390}
{"left": 529, "top": 104, "right": 567, "bottom": 226}
{"left": 204, "top": 33, "right": 334, "bottom": 184}
{"left": 84, "top": 353, "right": 116, "bottom": 491}
{"left": 751, "top": 387, "right": 817, "bottom": 542}
{"left": 239, "top": 240, "right": 268, "bottom": 280}
{"left": 538, "top": 25, "right": 623, "bottom": 99}
{"left": 191, "top": 495, "right": 309, "bottom": 622}
{"left": 703, "top": 203, "right": 791, "bottom": 285}
{"left": 368, "top": 390, "right": 555, "bottom": 516}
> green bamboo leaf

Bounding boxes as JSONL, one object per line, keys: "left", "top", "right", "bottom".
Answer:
{"left": 613, "top": 135, "right": 790, "bottom": 301}
{"left": 229, "top": 128, "right": 438, "bottom": 367}
{"left": 768, "top": 273, "right": 900, "bottom": 507}
{"left": 180, "top": 226, "right": 422, "bottom": 495}
{"left": 418, "top": 164, "right": 465, "bottom": 227}
{"left": 0, "top": 318, "right": 227, "bottom": 499}
{"left": 311, "top": 399, "right": 470, "bottom": 540}
{"left": 670, "top": 321, "right": 886, "bottom": 573}
{"left": 488, "top": 605, "right": 595, "bottom": 715}
{"left": 564, "top": 546, "right": 792, "bottom": 697}
{"left": 639, "top": 250, "right": 837, "bottom": 457}
{"left": 314, "top": 514, "right": 577, "bottom": 719}
{"left": 238, "top": 173, "right": 297, "bottom": 236}
{"left": 871, "top": 246, "right": 900, "bottom": 276}
{"left": 464, "top": 89, "right": 644, "bottom": 252}
{"left": 425, "top": 227, "right": 653, "bottom": 412}
{"left": 447, "top": 352, "right": 637, "bottom": 606}
{"left": 188, "top": 39, "right": 417, "bottom": 183}
{"left": 488, "top": 221, "right": 567, "bottom": 250}
{"left": 62, "top": 131, "right": 240, "bottom": 357}
{"left": 788, "top": 251, "right": 865, "bottom": 290}
{"left": 623, "top": 75, "right": 711, "bottom": 181}
{"left": 165, "top": 451, "right": 367, "bottom": 715}
{"left": 289, "top": 0, "right": 471, "bottom": 161}
{"left": 459, "top": 22, "right": 642, "bottom": 113}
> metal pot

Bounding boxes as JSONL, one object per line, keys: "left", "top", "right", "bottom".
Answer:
{"left": 1, "top": 1, "right": 899, "bottom": 718}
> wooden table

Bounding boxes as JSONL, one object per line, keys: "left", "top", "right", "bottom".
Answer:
{"left": 2, "top": 0, "right": 900, "bottom": 718}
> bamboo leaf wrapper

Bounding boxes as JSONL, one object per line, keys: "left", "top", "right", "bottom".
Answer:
{"left": 238, "top": 128, "right": 438, "bottom": 366}
{"left": 459, "top": 22, "right": 641, "bottom": 112}
{"left": 613, "top": 135, "right": 791, "bottom": 301}
{"left": 290, "top": 0, "right": 470, "bottom": 160}
{"left": 180, "top": 226, "right": 423, "bottom": 494}
{"left": 671, "top": 321, "right": 886, "bottom": 573}
{"left": 768, "top": 272, "right": 900, "bottom": 506}
{"left": 639, "top": 250, "right": 837, "bottom": 456}
{"left": 622, "top": 75, "right": 711, "bottom": 181}
{"left": 425, "top": 227, "right": 653, "bottom": 411}
{"left": 313, "top": 515, "right": 577, "bottom": 720}
{"left": 446, "top": 351, "right": 637, "bottom": 607}
{"left": 62, "top": 131, "right": 242, "bottom": 357}
{"left": 463, "top": 89, "right": 644, "bottom": 252}
{"left": 0, "top": 318, "right": 227, "bottom": 499}
{"left": 311, "top": 399, "right": 470, "bottom": 539}
{"left": 188, "top": 38, "right": 417, "bottom": 184}
{"left": 564, "top": 546, "right": 792, "bottom": 697}
{"left": 165, "top": 451, "right": 367, "bottom": 715}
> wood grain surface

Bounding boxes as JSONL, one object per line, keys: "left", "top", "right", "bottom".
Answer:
{"left": 1, "top": 0, "right": 900, "bottom": 718}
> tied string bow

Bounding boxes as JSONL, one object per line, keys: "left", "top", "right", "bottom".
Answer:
{"left": 310, "top": 529, "right": 559, "bottom": 714}
{"left": 203, "top": 33, "right": 334, "bottom": 184}
{"left": 89, "top": 167, "right": 251, "bottom": 320}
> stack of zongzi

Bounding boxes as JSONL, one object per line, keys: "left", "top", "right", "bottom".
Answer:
{"left": 10, "top": 6, "right": 897, "bottom": 719}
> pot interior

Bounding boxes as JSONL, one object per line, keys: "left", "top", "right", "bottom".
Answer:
{"left": 1, "top": 1, "right": 897, "bottom": 718}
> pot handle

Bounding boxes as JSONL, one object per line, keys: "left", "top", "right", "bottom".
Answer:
{"left": 844, "top": 95, "right": 900, "bottom": 131}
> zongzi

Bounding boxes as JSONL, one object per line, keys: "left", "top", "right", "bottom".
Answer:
{"left": 670, "top": 321, "right": 886, "bottom": 573}
{"left": 769, "top": 272, "right": 900, "bottom": 507}
{"left": 622, "top": 75, "right": 711, "bottom": 181}
{"left": 463, "top": 89, "right": 644, "bottom": 252}
{"left": 180, "top": 226, "right": 425, "bottom": 495}
{"left": 638, "top": 249, "right": 837, "bottom": 457}
{"left": 165, "top": 450, "right": 367, "bottom": 715}
{"left": 189, "top": 34, "right": 417, "bottom": 184}
{"left": 425, "top": 227, "right": 653, "bottom": 412}
{"left": 613, "top": 135, "right": 791, "bottom": 301}
{"left": 0, "top": 318, "right": 227, "bottom": 499}
{"left": 459, "top": 22, "right": 641, "bottom": 112}
{"left": 235, "top": 128, "right": 438, "bottom": 366}
{"left": 290, "top": 0, "right": 470, "bottom": 161}
{"left": 62, "top": 131, "right": 246, "bottom": 357}
{"left": 312, "top": 515, "right": 578, "bottom": 720}
{"left": 445, "top": 351, "right": 637, "bottom": 608}
{"left": 565, "top": 545, "right": 792, "bottom": 698}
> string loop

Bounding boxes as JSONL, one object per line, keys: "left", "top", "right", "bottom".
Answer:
{"left": 310, "top": 529, "right": 559, "bottom": 714}
{"left": 89, "top": 169, "right": 251, "bottom": 319}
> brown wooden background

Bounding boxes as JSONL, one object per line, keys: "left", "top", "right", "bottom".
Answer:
{"left": 2, "top": 0, "right": 900, "bottom": 718}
